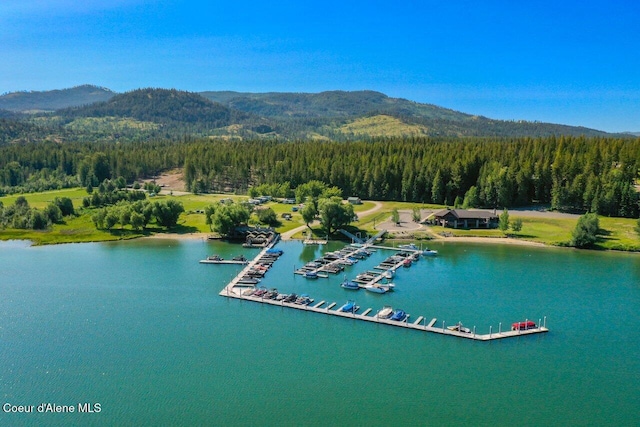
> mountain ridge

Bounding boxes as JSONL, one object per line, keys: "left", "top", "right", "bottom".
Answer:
{"left": 0, "top": 85, "right": 629, "bottom": 140}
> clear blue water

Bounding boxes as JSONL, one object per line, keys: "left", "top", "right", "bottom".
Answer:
{"left": 1, "top": 239, "right": 639, "bottom": 426}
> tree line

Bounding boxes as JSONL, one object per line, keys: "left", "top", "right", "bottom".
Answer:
{"left": 1, "top": 135, "right": 639, "bottom": 217}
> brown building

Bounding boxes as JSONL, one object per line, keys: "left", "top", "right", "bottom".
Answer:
{"left": 430, "top": 209, "right": 499, "bottom": 229}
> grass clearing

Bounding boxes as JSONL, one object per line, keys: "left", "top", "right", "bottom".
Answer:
{"left": 2, "top": 188, "right": 639, "bottom": 251}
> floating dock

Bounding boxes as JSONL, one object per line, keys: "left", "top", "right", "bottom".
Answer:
{"left": 218, "top": 240, "right": 548, "bottom": 342}
{"left": 200, "top": 259, "right": 248, "bottom": 265}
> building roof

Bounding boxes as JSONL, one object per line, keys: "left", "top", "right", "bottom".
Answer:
{"left": 433, "top": 209, "right": 498, "bottom": 220}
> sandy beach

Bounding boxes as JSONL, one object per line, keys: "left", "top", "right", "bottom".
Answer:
{"left": 431, "top": 235, "right": 547, "bottom": 247}
{"left": 145, "top": 232, "right": 211, "bottom": 240}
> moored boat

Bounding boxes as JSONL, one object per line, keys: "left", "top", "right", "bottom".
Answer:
{"left": 511, "top": 320, "right": 537, "bottom": 331}
{"left": 263, "top": 288, "right": 278, "bottom": 299}
{"left": 447, "top": 322, "right": 471, "bottom": 333}
{"left": 382, "top": 269, "right": 395, "bottom": 279}
{"left": 338, "top": 300, "right": 359, "bottom": 313}
{"left": 364, "top": 283, "right": 395, "bottom": 294}
{"left": 341, "top": 277, "right": 360, "bottom": 290}
{"left": 390, "top": 309, "right": 407, "bottom": 321}
{"left": 422, "top": 249, "right": 438, "bottom": 256}
{"left": 398, "top": 243, "right": 419, "bottom": 250}
{"left": 378, "top": 306, "right": 394, "bottom": 319}
{"left": 304, "top": 271, "right": 319, "bottom": 280}
{"left": 253, "top": 287, "right": 268, "bottom": 297}
{"left": 295, "top": 294, "right": 312, "bottom": 305}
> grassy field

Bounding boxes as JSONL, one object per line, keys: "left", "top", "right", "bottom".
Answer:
{"left": 2, "top": 188, "right": 639, "bottom": 251}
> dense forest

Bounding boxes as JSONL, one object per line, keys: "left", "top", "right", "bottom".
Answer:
{"left": 1, "top": 136, "right": 639, "bottom": 218}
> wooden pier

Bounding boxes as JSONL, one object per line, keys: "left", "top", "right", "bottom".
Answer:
{"left": 218, "top": 239, "right": 549, "bottom": 341}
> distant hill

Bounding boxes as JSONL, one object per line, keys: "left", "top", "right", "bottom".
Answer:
{"left": 0, "top": 85, "right": 628, "bottom": 142}
{"left": 199, "top": 90, "right": 615, "bottom": 138}
{"left": 623, "top": 132, "right": 640, "bottom": 137}
{"left": 60, "top": 88, "right": 245, "bottom": 126}
{"left": 0, "top": 85, "right": 115, "bottom": 112}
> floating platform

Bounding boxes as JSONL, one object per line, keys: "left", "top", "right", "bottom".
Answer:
{"left": 200, "top": 259, "right": 248, "bottom": 265}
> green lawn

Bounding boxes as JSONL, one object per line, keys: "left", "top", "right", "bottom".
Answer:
{"left": 0, "top": 188, "right": 88, "bottom": 209}
{"left": 2, "top": 189, "right": 639, "bottom": 251}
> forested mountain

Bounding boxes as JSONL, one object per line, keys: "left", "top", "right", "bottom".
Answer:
{"left": 0, "top": 85, "right": 623, "bottom": 141}
{"left": 0, "top": 85, "right": 115, "bottom": 112}
{"left": 199, "top": 90, "right": 614, "bottom": 138}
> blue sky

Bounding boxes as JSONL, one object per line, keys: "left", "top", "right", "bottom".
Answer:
{"left": 1, "top": 0, "right": 639, "bottom": 132}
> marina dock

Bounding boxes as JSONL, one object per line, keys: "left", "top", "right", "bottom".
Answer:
{"left": 217, "top": 239, "right": 549, "bottom": 342}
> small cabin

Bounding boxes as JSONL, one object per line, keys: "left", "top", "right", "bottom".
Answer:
{"left": 347, "top": 197, "right": 362, "bottom": 205}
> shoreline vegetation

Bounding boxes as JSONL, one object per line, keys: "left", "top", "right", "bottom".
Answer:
{"left": 1, "top": 187, "right": 639, "bottom": 252}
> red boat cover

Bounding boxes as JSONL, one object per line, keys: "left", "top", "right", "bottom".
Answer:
{"left": 512, "top": 321, "right": 536, "bottom": 329}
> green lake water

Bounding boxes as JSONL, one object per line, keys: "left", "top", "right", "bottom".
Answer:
{"left": 1, "top": 238, "right": 639, "bottom": 426}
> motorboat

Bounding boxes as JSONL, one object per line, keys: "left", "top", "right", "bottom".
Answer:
{"left": 263, "top": 288, "right": 278, "bottom": 299}
{"left": 304, "top": 271, "right": 319, "bottom": 280}
{"left": 266, "top": 248, "right": 283, "bottom": 256}
{"left": 398, "top": 243, "right": 419, "bottom": 251}
{"left": 447, "top": 322, "right": 472, "bottom": 333}
{"left": 390, "top": 309, "right": 407, "bottom": 321}
{"left": 284, "top": 293, "right": 298, "bottom": 303}
{"left": 232, "top": 255, "right": 248, "bottom": 262}
{"left": 364, "top": 283, "right": 395, "bottom": 294}
{"left": 341, "top": 278, "right": 360, "bottom": 290}
{"left": 422, "top": 249, "right": 438, "bottom": 257}
{"left": 382, "top": 269, "right": 395, "bottom": 279}
{"left": 338, "top": 300, "right": 359, "bottom": 313}
{"left": 253, "top": 287, "right": 268, "bottom": 297}
{"left": 237, "top": 277, "right": 260, "bottom": 285}
{"left": 402, "top": 259, "right": 412, "bottom": 267}
{"left": 378, "top": 306, "right": 394, "bottom": 319}
{"left": 241, "top": 287, "right": 256, "bottom": 296}
{"left": 275, "top": 293, "right": 287, "bottom": 301}
{"left": 295, "top": 294, "right": 312, "bottom": 305}
{"left": 206, "top": 254, "right": 223, "bottom": 261}
{"left": 511, "top": 321, "right": 537, "bottom": 331}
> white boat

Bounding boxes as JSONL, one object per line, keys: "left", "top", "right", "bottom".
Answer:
{"left": 382, "top": 269, "right": 395, "bottom": 279}
{"left": 378, "top": 306, "right": 394, "bottom": 319}
{"left": 398, "top": 243, "right": 419, "bottom": 250}
{"left": 447, "top": 322, "right": 471, "bottom": 333}
{"left": 399, "top": 243, "right": 438, "bottom": 256}
{"left": 364, "top": 283, "right": 395, "bottom": 294}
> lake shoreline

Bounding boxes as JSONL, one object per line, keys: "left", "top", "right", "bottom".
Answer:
{"left": 145, "top": 231, "right": 549, "bottom": 248}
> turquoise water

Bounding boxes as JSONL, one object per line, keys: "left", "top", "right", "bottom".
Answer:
{"left": 1, "top": 239, "right": 639, "bottom": 426}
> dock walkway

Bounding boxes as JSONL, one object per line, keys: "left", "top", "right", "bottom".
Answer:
{"left": 218, "top": 239, "right": 548, "bottom": 342}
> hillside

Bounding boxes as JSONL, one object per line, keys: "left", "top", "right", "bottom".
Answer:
{"left": 0, "top": 85, "right": 627, "bottom": 142}
{"left": 0, "top": 85, "right": 115, "bottom": 112}
{"left": 199, "top": 90, "right": 614, "bottom": 138}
